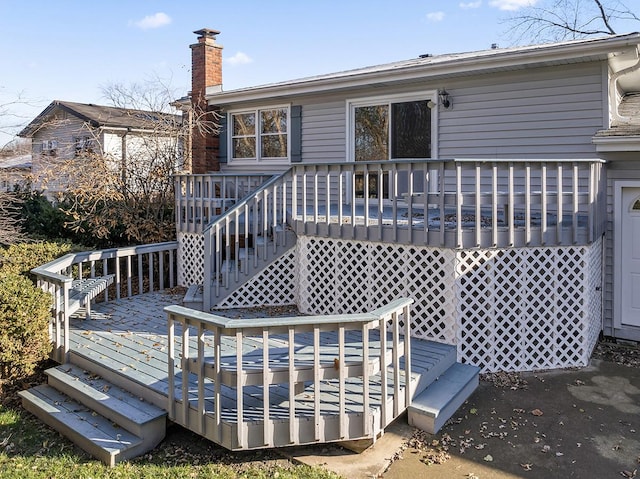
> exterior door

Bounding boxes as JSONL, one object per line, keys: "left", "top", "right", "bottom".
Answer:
{"left": 621, "top": 187, "right": 640, "bottom": 327}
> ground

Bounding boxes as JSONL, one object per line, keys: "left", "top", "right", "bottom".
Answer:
{"left": 383, "top": 340, "right": 640, "bottom": 479}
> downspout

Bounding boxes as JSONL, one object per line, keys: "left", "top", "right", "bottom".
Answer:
{"left": 609, "top": 46, "right": 640, "bottom": 123}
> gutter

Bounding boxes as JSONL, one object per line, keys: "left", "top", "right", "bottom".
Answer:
{"left": 609, "top": 45, "right": 640, "bottom": 123}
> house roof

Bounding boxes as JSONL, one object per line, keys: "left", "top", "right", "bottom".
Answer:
{"left": 206, "top": 33, "right": 640, "bottom": 105}
{"left": 19, "top": 100, "right": 183, "bottom": 137}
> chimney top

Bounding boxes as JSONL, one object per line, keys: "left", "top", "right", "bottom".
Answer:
{"left": 194, "top": 28, "right": 220, "bottom": 42}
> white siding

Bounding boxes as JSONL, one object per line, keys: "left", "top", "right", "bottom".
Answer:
{"left": 602, "top": 161, "right": 640, "bottom": 338}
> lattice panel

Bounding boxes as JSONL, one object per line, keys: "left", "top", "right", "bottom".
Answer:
{"left": 177, "top": 232, "right": 204, "bottom": 286}
{"left": 456, "top": 239, "right": 602, "bottom": 372}
{"left": 216, "top": 250, "right": 297, "bottom": 308}
{"left": 297, "top": 237, "right": 458, "bottom": 344}
{"left": 584, "top": 236, "right": 603, "bottom": 361}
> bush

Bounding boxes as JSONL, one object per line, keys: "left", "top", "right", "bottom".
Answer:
{"left": 0, "top": 241, "right": 76, "bottom": 277}
{"left": 0, "top": 273, "right": 51, "bottom": 381}
{"left": 0, "top": 241, "right": 82, "bottom": 383}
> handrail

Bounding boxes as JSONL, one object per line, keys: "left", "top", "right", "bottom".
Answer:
{"left": 201, "top": 168, "right": 295, "bottom": 309}
{"left": 166, "top": 298, "right": 413, "bottom": 449}
{"left": 32, "top": 241, "right": 178, "bottom": 362}
{"left": 175, "top": 173, "right": 274, "bottom": 234}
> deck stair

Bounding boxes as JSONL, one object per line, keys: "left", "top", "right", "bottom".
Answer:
{"left": 18, "top": 364, "right": 166, "bottom": 467}
{"left": 408, "top": 362, "right": 481, "bottom": 434}
{"left": 186, "top": 223, "right": 296, "bottom": 311}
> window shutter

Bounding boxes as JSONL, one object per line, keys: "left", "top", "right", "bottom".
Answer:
{"left": 290, "top": 105, "right": 302, "bottom": 163}
{"left": 218, "top": 115, "right": 228, "bottom": 164}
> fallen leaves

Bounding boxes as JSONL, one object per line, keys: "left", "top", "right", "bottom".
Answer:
{"left": 531, "top": 408, "right": 544, "bottom": 416}
{"left": 480, "top": 371, "right": 529, "bottom": 390}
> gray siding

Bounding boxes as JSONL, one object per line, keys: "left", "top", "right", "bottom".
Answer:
{"left": 438, "top": 63, "right": 606, "bottom": 159}
{"left": 294, "top": 62, "right": 606, "bottom": 164}
{"left": 299, "top": 100, "right": 346, "bottom": 163}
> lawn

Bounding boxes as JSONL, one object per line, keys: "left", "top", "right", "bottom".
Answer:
{"left": 0, "top": 405, "right": 341, "bottom": 479}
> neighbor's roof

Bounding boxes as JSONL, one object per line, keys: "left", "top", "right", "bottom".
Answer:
{"left": 0, "top": 154, "right": 31, "bottom": 170}
{"left": 207, "top": 32, "right": 640, "bottom": 105}
{"left": 19, "top": 101, "right": 183, "bottom": 137}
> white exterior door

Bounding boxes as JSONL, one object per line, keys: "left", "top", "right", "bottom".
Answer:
{"left": 620, "top": 187, "right": 640, "bottom": 327}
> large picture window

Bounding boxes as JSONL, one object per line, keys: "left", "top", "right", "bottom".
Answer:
{"left": 230, "top": 107, "right": 289, "bottom": 162}
{"left": 350, "top": 93, "right": 434, "bottom": 198}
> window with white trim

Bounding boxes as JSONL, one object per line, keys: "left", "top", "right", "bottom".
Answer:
{"left": 348, "top": 92, "right": 435, "bottom": 198}
{"left": 230, "top": 106, "right": 289, "bottom": 162}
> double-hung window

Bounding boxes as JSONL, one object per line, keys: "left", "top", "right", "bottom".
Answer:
{"left": 349, "top": 93, "right": 435, "bottom": 198}
{"left": 230, "top": 106, "right": 289, "bottom": 163}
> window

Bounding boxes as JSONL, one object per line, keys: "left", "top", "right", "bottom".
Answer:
{"left": 74, "top": 136, "right": 93, "bottom": 156}
{"left": 349, "top": 93, "right": 434, "bottom": 198}
{"left": 41, "top": 139, "right": 58, "bottom": 156}
{"left": 230, "top": 107, "right": 289, "bottom": 162}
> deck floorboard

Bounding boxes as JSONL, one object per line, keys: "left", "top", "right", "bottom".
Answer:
{"left": 68, "top": 292, "right": 456, "bottom": 446}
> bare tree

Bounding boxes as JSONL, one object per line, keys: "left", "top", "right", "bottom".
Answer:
{"left": 0, "top": 191, "right": 25, "bottom": 246}
{"left": 33, "top": 78, "right": 219, "bottom": 245}
{"left": 504, "top": 0, "right": 640, "bottom": 44}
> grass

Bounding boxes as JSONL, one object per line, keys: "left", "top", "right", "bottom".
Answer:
{"left": 0, "top": 405, "right": 341, "bottom": 479}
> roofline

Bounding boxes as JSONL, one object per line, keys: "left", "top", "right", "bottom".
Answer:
{"left": 18, "top": 100, "right": 182, "bottom": 137}
{"left": 208, "top": 33, "right": 640, "bottom": 105}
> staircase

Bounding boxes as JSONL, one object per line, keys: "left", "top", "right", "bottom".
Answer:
{"left": 188, "top": 223, "right": 297, "bottom": 311}
{"left": 18, "top": 364, "right": 166, "bottom": 467}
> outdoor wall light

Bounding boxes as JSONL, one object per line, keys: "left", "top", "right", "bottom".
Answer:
{"left": 439, "top": 89, "right": 452, "bottom": 109}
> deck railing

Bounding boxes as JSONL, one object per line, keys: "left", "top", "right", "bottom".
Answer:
{"left": 175, "top": 173, "right": 273, "bottom": 234}
{"left": 165, "top": 298, "right": 413, "bottom": 450}
{"left": 184, "top": 159, "right": 605, "bottom": 250}
{"left": 288, "top": 159, "right": 607, "bottom": 248}
{"left": 32, "top": 241, "right": 178, "bottom": 362}
{"left": 201, "top": 171, "right": 293, "bottom": 308}
{"left": 187, "top": 159, "right": 605, "bottom": 306}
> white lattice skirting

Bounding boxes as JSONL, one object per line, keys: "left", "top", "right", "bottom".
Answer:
{"left": 296, "top": 236, "right": 603, "bottom": 373}
{"left": 177, "top": 232, "right": 205, "bottom": 287}
{"left": 177, "top": 231, "right": 603, "bottom": 372}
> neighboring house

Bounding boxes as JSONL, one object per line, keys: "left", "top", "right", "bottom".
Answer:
{"left": 0, "top": 153, "right": 31, "bottom": 191}
{"left": 175, "top": 29, "right": 640, "bottom": 370}
{"left": 18, "top": 101, "right": 184, "bottom": 198}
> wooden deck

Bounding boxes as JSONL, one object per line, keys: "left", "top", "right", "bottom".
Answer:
{"left": 65, "top": 292, "right": 457, "bottom": 450}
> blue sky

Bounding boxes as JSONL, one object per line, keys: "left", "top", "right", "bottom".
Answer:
{"left": 1, "top": 0, "right": 640, "bottom": 146}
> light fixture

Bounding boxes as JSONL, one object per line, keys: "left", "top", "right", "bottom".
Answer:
{"left": 439, "top": 89, "right": 451, "bottom": 109}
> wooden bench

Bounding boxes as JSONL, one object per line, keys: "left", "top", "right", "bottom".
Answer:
{"left": 68, "top": 275, "right": 115, "bottom": 319}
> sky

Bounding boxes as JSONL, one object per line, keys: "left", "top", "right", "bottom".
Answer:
{"left": 1, "top": 0, "right": 640, "bottom": 147}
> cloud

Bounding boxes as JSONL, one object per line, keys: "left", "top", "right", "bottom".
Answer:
{"left": 426, "top": 11, "right": 445, "bottom": 22}
{"left": 460, "top": 1, "right": 482, "bottom": 8}
{"left": 133, "top": 12, "right": 172, "bottom": 30}
{"left": 489, "top": 0, "right": 537, "bottom": 10}
{"left": 226, "top": 52, "right": 253, "bottom": 66}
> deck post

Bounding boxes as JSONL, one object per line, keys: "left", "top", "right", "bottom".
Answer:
{"left": 167, "top": 314, "right": 176, "bottom": 421}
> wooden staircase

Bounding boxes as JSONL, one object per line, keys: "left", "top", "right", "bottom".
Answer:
{"left": 18, "top": 364, "right": 166, "bottom": 467}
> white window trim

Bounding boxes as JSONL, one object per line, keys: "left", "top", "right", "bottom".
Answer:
{"left": 227, "top": 104, "right": 291, "bottom": 166}
{"left": 345, "top": 91, "right": 439, "bottom": 163}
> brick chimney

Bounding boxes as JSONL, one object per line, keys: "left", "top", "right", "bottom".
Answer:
{"left": 190, "top": 28, "right": 222, "bottom": 173}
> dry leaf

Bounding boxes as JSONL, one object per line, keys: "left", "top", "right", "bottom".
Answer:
{"left": 531, "top": 408, "right": 544, "bottom": 416}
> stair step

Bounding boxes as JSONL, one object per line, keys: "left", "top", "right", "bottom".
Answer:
{"left": 183, "top": 284, "right": 204, "bottom": 310}
{"left": 45, "top": 364, "right": 166, "bottom": 438}
{"left": 18, "top": 385, "right": 143, "bottom": 467}
{"left": 408, "top": 362, "right": 481, "bottom": 434}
